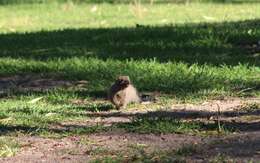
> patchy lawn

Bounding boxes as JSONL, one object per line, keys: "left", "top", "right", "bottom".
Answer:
{"left": 0, "top": 1, "right": 259, "bottom": 162}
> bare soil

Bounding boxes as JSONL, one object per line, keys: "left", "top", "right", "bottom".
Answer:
{"left": 0, "top": 76, "right": 259, "bottom": 162}
{"left": 0, "top": 99, "right": 259, "bottom": 162}
{"left": 0, "top": 74, "right": 87, "bottom": 93}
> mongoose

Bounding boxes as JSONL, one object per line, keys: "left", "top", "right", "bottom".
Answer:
{"left": 108, "top": 76, "right": 140, "bottom": 110}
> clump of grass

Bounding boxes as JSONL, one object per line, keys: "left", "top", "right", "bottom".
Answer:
{"left": 0, "top": 98, "right": 110, "bottom": 137}
{"left": 0, "top": 137, "right": 19, "bottom": 157}
{"left": 91, "top": 156, "right": 124, "bottom": 163}
{"left": 116, "top": 117, "right": 234, "bottom": 134}
{"left": 175, "top": 144, "right": 199, "bottom": 156}
{"left": 210, "top": 154, "right": 235, "bottom": 163}
{"left": 239, "top": 103, "right": 259, "bottom": 112}
{"left": 0, "top": 57, "right": 258, "bottom": 98}
{"left": 90, "top": 148, "right": 186, "bottom": 163}
{"left": 117, "top": 117, "right": 200, "bottom": 134}
{"left": 0, "top": 123, "right": 108, "bottom": 138}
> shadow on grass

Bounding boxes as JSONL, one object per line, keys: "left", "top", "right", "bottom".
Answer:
{"left": 169, "top": 130, "right": 260, "bottom": 161}
{"left": 69, "top": 103, "right": 114, "bottom": 112}
{"left": 81, "top": 106, "right": 260, "bottom": 119}
{"left": 0, "top": 19, "right": 259, "bottom": 96}
{"left": 0, "top": 105, "right": 259, "bottom": 136}
{"left": 136, "top": 131, "right": 260, "bottom": 161}
{"left": 206, "top": 132, "right": 260, "bottom": 158}
{"left": 79, "top": 105, "right": 260, "bottom": 133}
{"left": 0, "top": 103, "right": 259, "bottom": 160}
{"left": 0, "top": 19, "right": 259, "bottom": 66}
{"left": 0, "top": 124, "right": 107, "bottom": 137}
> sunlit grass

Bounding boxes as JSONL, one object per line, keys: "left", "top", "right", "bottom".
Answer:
{"left": 0, "top": 0, "right": 259, "bottom": 141}
{"left": 0, "top": 57, "right": 259, "bottom": 95}
{"left": 0, "top": 97, "right": 110, "bottom": 137}
{"left": 0, "top": 2, "right": 260, "bottom": 33}
{"left": 0, "top": 137, "right": 19, "bottom": 157}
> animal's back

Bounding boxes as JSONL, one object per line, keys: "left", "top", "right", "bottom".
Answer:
{"left": 125, "top": 85, "right": 140, "bottom": 104}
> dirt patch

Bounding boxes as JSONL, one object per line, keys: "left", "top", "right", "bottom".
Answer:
{"left": 198, "top": 131, "right": 260, "bottom": 162}
{"left": 60, "top": 98, "right": 259, "bottom": 127}
{"left": 0, "top": 76, "right": 259, "bottom": 163}
{"left": 0, "top": 74, "right": 88, "bottom": 93}
{"left": 0, "top": 136, "right": 90, "bottom": 163}
{"left": 1, "top": 130, "right": 259, "bottom": 162}
{"left": 0, "top": 132, "right": 204, "bottom": 163}
{"left": 87, "top": 131, "right": 203, "bottom": 152}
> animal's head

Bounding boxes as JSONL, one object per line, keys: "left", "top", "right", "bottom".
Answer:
{"left": 115, "top": 76, "right": 131, "bottom": 87}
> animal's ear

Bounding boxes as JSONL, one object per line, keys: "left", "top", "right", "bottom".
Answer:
{"left": 117, "top": 76, "right": 131, "bottom": 83}
{"left": 115, "top": 78, "right": 119, "bottom": 83}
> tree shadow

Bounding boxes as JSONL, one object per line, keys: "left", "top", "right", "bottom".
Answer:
{"left": 77, "top": 106, "right": 260, "bottom": 132}
{"left": 1, "top": 74, "right": 257, "bottom": 101}
{"left": 79, "top": 106, "right": 260, "bottom": 118}
{"left": 1, "top": 104, "right": 259, "bottom": 136}
{"left": 68, "top": 103, "right": 115, "bottom": 112}
{"left": 170, "top": 130, "right": 260, "bottom": 161}
{"left": 1, "top": 107, "right": 259, "bottom": 161}
{"left": 0, "top": 97, "right": 259, "bottom": 160}
{"left": 0, "top": 19, "right": 259, "bottom": 95}
{"left": 147, "top": 130, "right": 260, "bottom": 161}
{"left": 0, "top": 19, "right": 259, "bottom": 66}
{"left": 0, "top": 124, "right": 107, "bottom": 136}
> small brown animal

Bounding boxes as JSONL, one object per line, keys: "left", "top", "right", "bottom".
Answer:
{"left": 108, "top": 76, "right": 140, "bottom": 110}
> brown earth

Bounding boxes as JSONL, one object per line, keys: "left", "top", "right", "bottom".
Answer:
{"left": 0, "top": 99, "right": 259, "bottom": 163}
{"left": 0, "top": 75, "right": 259, "bottom": 162}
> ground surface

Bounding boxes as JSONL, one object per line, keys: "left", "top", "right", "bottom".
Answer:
{"left": 0, "top": 97, "right": 259, "bottom": 162}
{"left": 0, "top": 1, "right": 260, "bottom": 162}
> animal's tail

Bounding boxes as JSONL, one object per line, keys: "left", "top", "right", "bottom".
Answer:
{"left": 139, "top": 92, "right": 158, "bottom": 104}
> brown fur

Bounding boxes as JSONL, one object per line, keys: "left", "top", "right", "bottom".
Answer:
{"left": 108, "top": 76, "right": 140, "bottom": 110}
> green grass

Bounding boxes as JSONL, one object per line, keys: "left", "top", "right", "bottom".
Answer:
{"left": 175, "top": 144, "right": 199, "bottom": 156}
{"left": 116, "top": 117, "right": 235, "bottom": 134}
{"left": 0, "top": 137, "right": 19, "bottom": 157}
{"left": 0, "top": 1, "right": 259, "bottom": 140}
{"left": 1, "top": 2, "right": 260, "bottom": 32}
{"left": 209, "top": 154, "right": 235, "bottom": 163}
{"left": 0, "top": 98, "right": 110, "bottom": 137}
{"left": 0, "top": 3, "right": 259, "bottom": 100}
{"left": 1, "top": 0, "right": 260, "bottom": 5}
{"left": 91, "top": 143, "right": 202, "bottom": 163}
{"left": 0, "top": 97, "right": 235, "bottom": 137}
{"left": 90, "top": 143, "right": 185, "bottom": 163}
{"left": 0, "top": 58, "right": 259, "bottom": 94}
